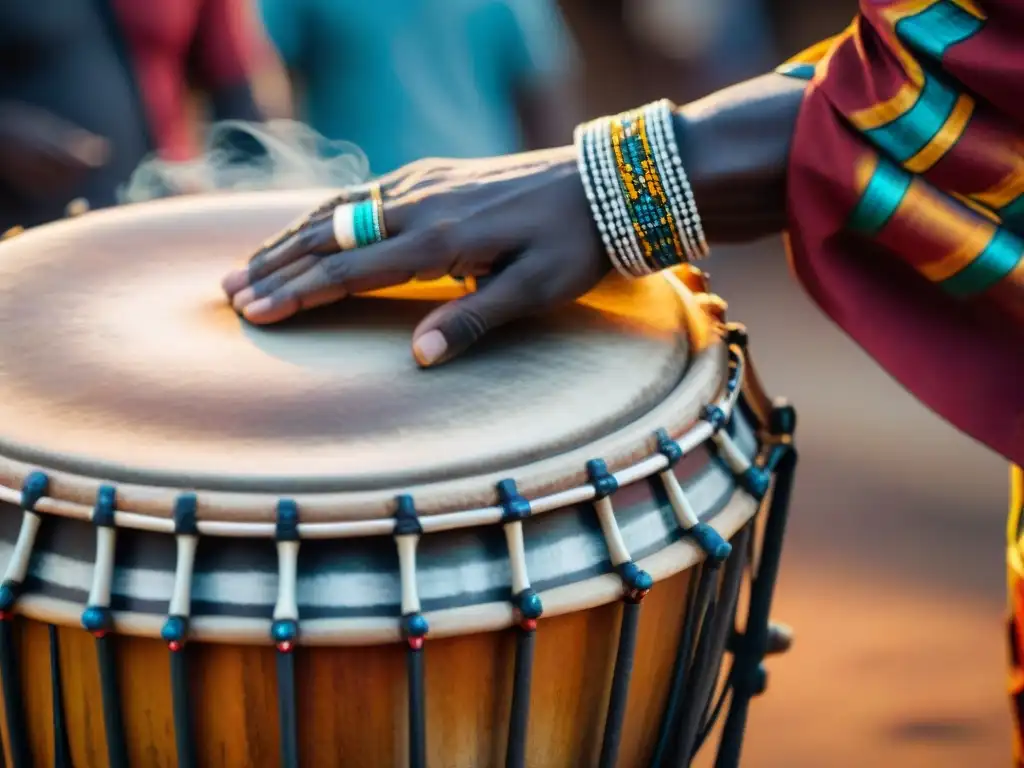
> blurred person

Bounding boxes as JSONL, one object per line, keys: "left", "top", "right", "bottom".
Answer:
{"left": 223, "top": 0, "right": 1024, "bottom": 761}
{"left": 0, "top": 0, "right": 279, "bottom": 234}
{"left": 0, "top": 0, "right": 149, "bottom": 233}
{"left": 625, "top": 0, "right": 777, "bottom": 90}
{"left": 108, "top": 0, "right": 277, "bottom": 163}
{"left": 259, "top": 0, "right": 579, "bottom": 174}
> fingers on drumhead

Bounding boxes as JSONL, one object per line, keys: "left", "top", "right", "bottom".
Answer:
{"left": 221, "top": 223, "right": 323, "bottom": 298}
{"left": 223, "top": 191, "right": 405, "bottom": 301}
{"left": 255, "top": 219, "right": 336, "bottom": 279}
{"left": 241, "top": 260, "right": 340, "bottom": 323}
{"left": 239, "top": 236, "right": 421, "bottom": 323}
{"left": 231, "top": 254, "right": 320, "bottom": 312}
{"left": 411, "top": 261, "right": 539, "bottom": 367}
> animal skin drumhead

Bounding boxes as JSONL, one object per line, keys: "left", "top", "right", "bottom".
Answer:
{"left": 0, "top": 190, "right": 694, "bottom": 493}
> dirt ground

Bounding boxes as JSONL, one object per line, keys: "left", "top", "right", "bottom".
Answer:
{"left": 692, "top": 241, "right": 1010, "bottom": 767}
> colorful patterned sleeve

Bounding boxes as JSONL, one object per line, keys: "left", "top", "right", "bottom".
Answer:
{"left": 775, "top": 0, "right": 1024, "bottom": 465}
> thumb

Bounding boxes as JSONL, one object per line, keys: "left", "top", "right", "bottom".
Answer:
{"left": 411, "top": 258, "right": 540, "bottom": 368}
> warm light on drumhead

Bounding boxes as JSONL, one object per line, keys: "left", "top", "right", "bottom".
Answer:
{"left": 0, "top": 191, "right": 693, "bottom": 492}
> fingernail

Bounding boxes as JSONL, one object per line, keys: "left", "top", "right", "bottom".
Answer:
{"left": 243, "top": 297, "right": 273, "bottom": 320}
{"left": 412, "top": 330, "right": 448, "bottom": 367}
{"left": 221, "top": 268, "right": 249, "bottom": 295}
{"left": 232, "top": 287, "right": 255, "bottom": 312}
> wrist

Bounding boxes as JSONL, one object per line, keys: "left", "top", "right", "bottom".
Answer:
{"left": 670, "top": 74, "right": 806, "bottom": 243}
{"left": 573, "top": 102, "right": 709, "bottom": 280}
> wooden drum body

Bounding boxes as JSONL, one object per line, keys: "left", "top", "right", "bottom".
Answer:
{"left": 0, "top": 192, "right": 797, "bottom": 768}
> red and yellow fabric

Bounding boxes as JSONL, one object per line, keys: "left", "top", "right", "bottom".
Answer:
{"left": 776, "top": 1, "right": 1024, "bottom": 760}
{"left": 1009, "top": 466, "right": 1024, "bottom": 764}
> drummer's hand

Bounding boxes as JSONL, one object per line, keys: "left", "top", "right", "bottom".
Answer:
{"left": 0, "top": 102, "right": 109, "bottom": 201}
{"left": 221, "top": 147, "right": 609, "bottom": 367}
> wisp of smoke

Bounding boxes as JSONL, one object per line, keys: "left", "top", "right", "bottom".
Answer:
{"left": 118, "top": 120, "right": 371, "bottom": 204}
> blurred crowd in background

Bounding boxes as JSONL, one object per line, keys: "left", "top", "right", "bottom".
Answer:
{"left": 0, "top": 0, "right": 857, "bottom": 235}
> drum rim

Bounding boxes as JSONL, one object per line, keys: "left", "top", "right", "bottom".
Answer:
{"left": 9, "top": 489, "right": 759, "bottom": 645}
{"left": 0, "top": 340, "right": 724, "bottom": 524}
{"left": 0, "top": 340, "right": 722, "bottom": 517}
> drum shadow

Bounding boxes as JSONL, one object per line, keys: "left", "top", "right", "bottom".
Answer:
{"left": 240, "top": 294, "right": 624, "bottom": 370}
{"left": 218, "top": 294, "right": 671, "bottom": 445}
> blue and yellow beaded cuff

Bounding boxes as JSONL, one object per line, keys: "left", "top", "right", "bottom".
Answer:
{"left": 574, "top": 100, "right": 707, "bottom": 279}
{"left": 611, "top": 113, "right": 684, "bottom": 270}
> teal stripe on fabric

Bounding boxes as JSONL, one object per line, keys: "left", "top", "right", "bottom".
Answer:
{"left": 848, "top": 158, "right": 913, "bottom": 235}
{"left": 859, "top": 2, "right": 983, "bottom": 164}
{"left": 941, "top": 227, "right": 1023, "bottom": 297}
{"left": 999, "top": 194, "right": 1024, "bottom": 237}
{"left": 777, "top": 63, "right": 816, "bottom": 81}
{"left": 864, "top": 75, "right": 958, "bottom": 163}
{"left": 895, "top": 1, "right": 984, "bottom": 63}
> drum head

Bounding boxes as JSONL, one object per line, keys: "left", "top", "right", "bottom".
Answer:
{"left": 0, "top": 190, "right": 697, "bottom": 493}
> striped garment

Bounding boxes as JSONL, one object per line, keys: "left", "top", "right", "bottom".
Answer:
{"left": 777, "top": 1, "right": 1023, "bottom": 761}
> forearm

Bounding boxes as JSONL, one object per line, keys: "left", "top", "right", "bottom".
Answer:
{"left": 671, "top": 73, "right": 807, "bottom": 243}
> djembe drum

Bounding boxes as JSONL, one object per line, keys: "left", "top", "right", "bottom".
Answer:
{"left": 0, "top": 191, "right": 796, "bottom": 768}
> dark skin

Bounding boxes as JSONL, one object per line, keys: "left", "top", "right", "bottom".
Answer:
{"left": 221, "top": 73, "right": 806, "bottom": 366}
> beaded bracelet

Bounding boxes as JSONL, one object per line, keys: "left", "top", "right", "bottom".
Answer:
{"left": 649, "top": 100, "right": 707, "bottom": 258}
{"left": 573, "top": 121, "right": 621, "bottom": 273}
{"left": 576, "top": 120, "right": 650, "bottom": 277}
{"left": 592, "top": 120, "right": 651, "bottom": 276}
{"left": 574, "top": 100, "right": 708, "bottom": 278}
{"left": 613, "top": 112, "right": 682, "bottom": 270}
